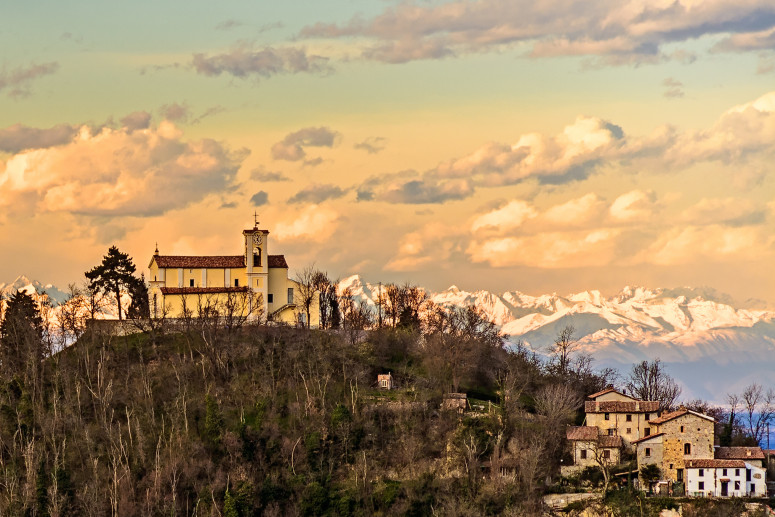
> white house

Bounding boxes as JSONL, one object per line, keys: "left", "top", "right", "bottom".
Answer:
{"left": 685, "top": 459, "right": 767, "bottom": 497}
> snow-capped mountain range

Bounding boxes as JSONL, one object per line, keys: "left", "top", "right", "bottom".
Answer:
{"left": 3, "top": 274, "right": 773, "bottom": 402}
{"left": 339, "top": 275, "right": 775, "bottom": 402}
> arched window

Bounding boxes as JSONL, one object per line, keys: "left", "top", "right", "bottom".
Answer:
{"left": 253, "top": 248, "right": 261, "bottom": 267}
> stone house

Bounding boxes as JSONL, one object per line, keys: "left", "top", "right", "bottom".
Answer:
{"left": 685, "top": 459, "right": 767, "bottom": 497}
{"left": 584, "top": 387, "right": 660, "bottom": 449}
{"left": 634, "top": 407, "right": 715, "bottom": 488}
{"left": 563, "top": 426, "right": 623, "bottom": 476}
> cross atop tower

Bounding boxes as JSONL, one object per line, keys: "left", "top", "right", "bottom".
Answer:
{"left": 253, "top": 211, "right": 259, "bottom": 228}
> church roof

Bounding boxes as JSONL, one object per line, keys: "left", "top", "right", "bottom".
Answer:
{"left": 154, "top": 255, "right": 245, "bottom": 268}
{"left": 152, "top": 254, "right": 289, "bottom": 269}
{"left": 268, "top": 255, "right": 288, "bottom": 268}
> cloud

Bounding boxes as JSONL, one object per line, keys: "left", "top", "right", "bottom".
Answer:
{"left": 471, "top": 200, "right": 537, "bottom": 231}
{"left": 120, "top": 111, "right": 152, "bottom": 132}
{"left": 354, "top": 136, "right": 387, "bottom": 154}
{"left": 609, "top": 190, "right": 658, "bottom": 222}
{"left": 0, "top": 118, "right": 248, "bottom": 218}
{"left": 385, "top": 222, "right": 459, "bottom": 271}
{"left": 663, "top": 77, "right": 684, "bottom": 98}
{"left": 287, "top": 184, "right": 348, "bottom": 204}
{"left": 251, "top": 166, "right": 290, "bottom": 182}
{"left": 0, "top": 124, "right": 78, "bottom": 153}
{"left": 300, "top": 0, "right": 775, "bottom": 65}
{"left": 271, "top": 126, "right": 340, "bottom": 161}
{"left": 359, "top": 91, "right": 775, "bottom": 206}
{"left": 638, "top": 225, "right": 767, "bottom": 266}
{"left": 160, "top": 102, "right": 192, "bottom": 122}
{"left": 467, "top": 229, "right": 622, "bottom": 269}
{"left": 541, "top": 193, "right": 606, "bottom": 227}
{"left": 0, "top": 62, "right": 58, "bottom": 98}
{"left": 192, "top": 43, "right": 332, "bottom": 80}
{"left": 215, "top": 19, "right": 244, "bottom": 31}
{"left": 381, "top": 177, "right": 474, "bottom": 204}
{"left": 680, "top": 198, "right": 766, "bottom": 226}
{"left": 250, "top": 191, "right": 269, "bottom": 206}
{"left": 274, "top": 204, "right": 339, "bottom": 242}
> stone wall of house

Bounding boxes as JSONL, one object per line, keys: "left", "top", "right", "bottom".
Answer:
{"left": 657, "top": 415, "right": 714, "bottom": 482}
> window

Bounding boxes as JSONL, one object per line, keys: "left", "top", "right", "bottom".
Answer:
{"left": 626, "top": 427, "right": 632, "bottom": 434}
{"left": 603, "top": 450, "right": 610, "bottom": 460}
{"left": 734, "top": 481, "right": 740, "bottom": 491}
{"left": 153, "top": 294, "right": 157, "bottom": 318}
{"left": 746, "top": 469, "right": 751, "bottom": 482}
{"left": 645, "top": 414, "right": 651, "bottom": 421}
{"left": 698, "top": 469, "right": 704, "bottom": 477}
{"left": 722, "top": 469, "right": 727, "bottom": 476}
{"left": 234, "top": 279, "right": 239, "bottom": 287}
{"left": 735, "top": 469, "right": 740, "bottom": 476}
{"left": 580, "top": 449, "right": 587, "bottom": 460}
{"left": 680, "top": 425, "right": 684, "bottom": 432}
{"left": 189, "top": 279, "right": 194, "bottom": 287}
{"left": 607, "top": 429, "right": 615, "bottom": 436}
{"left": 644, "top": 427, "right": 651, "bottom": 436}
{"left": 268, "top": 293, "right": 273, "bottom": 303}
{"left": 698, "top": 481, "right": 705, "bottom": 490}
{"left": 253, "top": 249, "right": 261, "bottom": 267}
{"left": 380, "top": 380, "right": 388, "bottom": 388}
{"left": 626, "top": 414, "right": 632, "bottom": 422}
{"left": 676, "top": 469, "right": 683, "bottom": 481}
{"left": 604, "top": 413, "right": 610, "bottom": 420}
{"left": 684, "top": 443, "right": 691, "bottom": 455}
{"left": 288, "top": 287, "right": 294, "bottom": 304}
{"left": 645, "top": 448, "right": 651, "bottom": 457}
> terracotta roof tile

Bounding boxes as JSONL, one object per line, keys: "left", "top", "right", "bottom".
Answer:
{"left": 632, "top": 433, "right": 665, "bottom": 444}
{"left": 154, "top": 255, "right": 245, "bottom": 268}
{"left": 686, "top": 459, "right": 746, "bottom": 469}
{"left": 715, "top": 447, "right": 765, "bottom": 460}
{"left": 587, "top": 387, "right": 618, "bottom": 399}
{"left": 268, "top": 255, "right": 288, "bottom": 268}
{"left": 567, "top": 426, "right": 599, "bottom": 441}
{"left": 598, "top": 436, "right": 623, "bottom": 448}
{"left": 160, "top": 287, "right": 250, "bottom": 295}
{"left": 584, "top": 401, "right": 660, "bottom": 413}
{"left": 649, "top": 408, "right": 715, "bottom": 425}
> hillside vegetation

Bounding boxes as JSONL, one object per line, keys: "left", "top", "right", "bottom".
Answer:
{"left": 0, "top": 285, "right": 624, "bottom": 516}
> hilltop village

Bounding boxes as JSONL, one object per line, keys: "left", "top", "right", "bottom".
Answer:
{"left": 0, "top": 224, "right": 773, "bottom": 515}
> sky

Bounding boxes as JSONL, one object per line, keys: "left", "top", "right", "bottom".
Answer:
{"left": 2, "top": 0, "right": 775, "bottom": 306}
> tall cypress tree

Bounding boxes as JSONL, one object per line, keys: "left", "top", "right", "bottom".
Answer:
{"left": 85, "top": 246, "right": 143, "bottom": 320}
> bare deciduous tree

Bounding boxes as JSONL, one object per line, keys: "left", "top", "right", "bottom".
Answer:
{"left": 548, "top": 325, "right": 580, "bottom": 377}
{"left": 294, "top": 264, "right": 319, "bottom": 329}
{"left": 625, "top": 359, "right": 681, "bottom": 411}
{"left": 736, "top": 383, "right": 775, "bottom": 444}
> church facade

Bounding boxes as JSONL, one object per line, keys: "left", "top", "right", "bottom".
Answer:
{"left": 147, "top": 224, "right": 319, "bottom": 327}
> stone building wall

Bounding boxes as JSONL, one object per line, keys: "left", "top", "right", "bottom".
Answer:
{"left": 657, "top": 414, "right": 714, "bottom": 482}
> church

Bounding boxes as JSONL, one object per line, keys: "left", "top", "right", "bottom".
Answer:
{"left": 147, "top": 222, "right": 319, "bottom": 327}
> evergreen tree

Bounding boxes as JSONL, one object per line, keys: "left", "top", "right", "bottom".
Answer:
{"left": 85, "top": 246, "right": 143, "bottom": 320}
{"left": 127, "top": 273, "right": 150, "bottom": 319}
{"left": 0, "top": 289, "right": 43, "bottom": 378}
